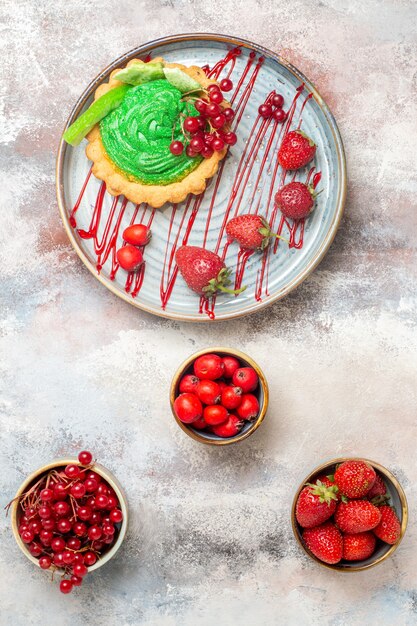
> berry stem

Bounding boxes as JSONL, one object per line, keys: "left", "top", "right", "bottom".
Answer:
{"left": 217, "top": 284, "right": 247, "bottom": 295}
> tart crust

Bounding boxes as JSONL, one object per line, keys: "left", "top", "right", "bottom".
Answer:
{"left": 86, "top": 57, "right": 228, "bottom": 208}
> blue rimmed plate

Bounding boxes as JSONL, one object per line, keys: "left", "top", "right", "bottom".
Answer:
{"left": 57, "top": 33, "right": 346, "bottom": 322}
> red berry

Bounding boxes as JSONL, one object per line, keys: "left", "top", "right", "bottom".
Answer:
{"left": 73, "top": 522, "right": 88, "bottom": 537}
{"left": 71, "top": 575, "right": 83, "bottom": 587}
{"left": 366, "top": 474, "right": 387, "bottom": 499}
{"left": 223, "top": 108, "right": 235, "bottom": 122}
{"left": 201, "top": 145, "right": 214, "bottom": 159}
{"left": 223, "top": 132, "right": 237, "bottom": 146}
{"left": 103, "top": 523, "right": 115, "bottom": 536}
{"left": 220, "top": 78, "right": 233, "bottom": 92}
{"left": 342, "top": 532, "right": 376, "bottom": 561}
{"left": 209, "top": 90, "right": 223, "bottom": 104}
{"left": 67, "top": 537, "right": 81, "bottom": 551}
{"left": 21, "top": 530, "right": 34, "bottom": 544}
{"left": 273, "top": 108, "right": 287, "bottom": 123}
{"left": 107, "top": 496, "right": 118, "bottom": 509}
{"left": 29, "top": 541, "right": 43, "bottom": 556}
{"left": 53, "top": 552, "right": 65, "bottom": 567}
{"left": 41, "top": 518, "right": 55, "bottom": 531}
{"left": 60, "top": 579, "right": 73, "bottom": 594}
{"left": 64, "top": 464, "right": 80, "bottom": 479}
{"left": 190, "top": 416, "right": 207, "bottom": 430}
{"left": 221, "top": 386, "right": 243, "bottom": 410}
{"left": 206, "top": 103, "right": 221, "bottom": 118}
{"left": 373, "top": 506, "right": 401, "bottom": 544}
{"left": 84, "top": 477, "right": 99, "bottom": 493}
{"left": 194, "top": 354, "right": 224, "bottom": 380}
{"left": 95, "top": 494, "right": 109, "bottom": 509}
{"left": 123, "top": 224, "right": 151, "bottom": 247}
{"left": 73, "top": 563, "right": 88, "bottom": 578}
{"left": 186, "top": 145, "right": 197, "bottom": 158}
{"left": 296, "top": 483, "right": 338, "bottom": 528}
{"left": 54, "top": 501, "right": 70, "bottom": 517}
{"left": 62, "top": 550, "right": 76, "bottom": 565}
{"left": 303, "top": 522, "right": 343, "bottom": 564}
{"left": 73, "top": 553, "right": 85, "bottom": 565}
{"left": 39, "top": 555, "right": 52, "bottom": 569}
{"left": 278, "top": 130, "right": 316, "bottom": 170}
{"left": 203, "top": 405, "right": 228, "bottom": 426}
{"left": 272, "top": 93, "right": 284, "bottom": 107}
{"left": 57, "top": 518, "right": 72, "bottom": 534}
{"left": 51, "top": 537, "right": 66, "bottom": 553}
{"left": 38, "top": 505, "right": 52, "bottom": 519}
{"left": 174, "top": 393, "right": 203, "bottom": 424}
{"left": 86, "top": 471, "right": 101, "bottom": 483}
{"left": 335, "top": 500, "right": 382, "bottom": 533}
{"left": 83, "top": 551, "right": 97, "bottom": 566}
{"left": 40, "top": 488, "right": 54, "bottom": 502}
{"left": 70, "top": 482, "right": 86, "bottom": 499}
{"left": 222, "top": 356, "right": 240, "bottom": 378}
{"left": 179, "top": 374, "right": 199, "bottom": 394}
{"left": 232, "top": 367, "right": 258, "bottom": 393}
{"left": 195, "top": 99, "right": 207, "bottom": 114}
{"left": 110, "top": 509, "right": 123, "bottom": 524}
{"left": 236, "top": 394, "right": 259, "bottom": 420}
{"left": 90, "top": 511, "right": 102, "bottom": 524}
{"left": 190, "top": 136, "right": 205, "bottom": 153}
{"left": 77, "top": 505, "right": 93, "bottom": 521}
{"left": 184, "top": 117, "right": 200, "bottom": 133}
{"left": 170, "top": 140, "right": 184, "bottom": 156}
{"left": 195, "top": 116, "right": 207, "bottom": 130}
{"left": 53, "top": 483, "right": 67, "bottom": 500}
{"left": 212, "top": 137, "right": 225, "bottom": 151}
{"left": 29, "top": 519, "right": 42, "bottom": 535}
{"left": 196, "top": 380, "right": 221, "bottom": 405}
{"left": 211, "top": 114, "right": 226, "bottom": 129}
{"left": 258, "top": 103, "right": 272, "bottom": 118}
{"left": 212, "top": 414, "right": 243, "bottom": 438}
{"left": 117, "top": 245, "right": 143, "bottom": 272}
{"left": 88, "top": 525, "right": 102, "bottom": 541}
{"left": 204, "top": 132, "right": 214, "bottom": 145}
{"left": 39, "top": 530, "right": 53, "bottom": 546}
{"left": 334, "top": 460, "right": 376, "bottom": 499}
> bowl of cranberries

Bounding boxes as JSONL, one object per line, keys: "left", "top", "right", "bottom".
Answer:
{"left": 170, "top": 348, "right": 268, "bottom": 445}
{"left": 291, "top": 458, "right": 408, "bottom": 571}
{"left": 10, "top": 450, "right": 128, "bottom": 594}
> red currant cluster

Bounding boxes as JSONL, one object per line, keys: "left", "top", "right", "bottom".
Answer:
{"left": 258, "top": 92, "right": 287, "bottom": 123}
{"left": 15, "top": 451, "right": 124, "bottom": 594}
{"left": 169, "top": 79, "right": 237, "bottom": 160}
{"left": 174, "top": 353, "right": 260, "bottom": 438}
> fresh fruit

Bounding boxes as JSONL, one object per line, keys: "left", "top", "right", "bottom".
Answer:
{"left": 232, "top": 367, "right": 258, "bottom": 393}
{"left": 272, "top": 93, "right": 284, "bottom": 108}
{"left": 236, "top": 394, "right": 259, "bottom": 420}
{"left": 373, "top": 506, "right": 401, "bottom": 544}
{"left": 302, "top": 522, "right": 343, "bottom": 564}
{"left": 366, "top": 474, "right": 387, "bottom": 500}
{"left": 203, "top": 405, "right": 229, "bottom": 426}
{"left": 173, "top": 393, "right": 202, "bottom": 424}
{"left": 296, "top": 483, "right": 338, "bottom": 528}
{"left": 63, "top": 84, "right": 130, "bottom": 146}
{"left": 184, "top": 116, "right": 200, "bottom": 133}
{"left": 212, "top": 414, "right": 243, "bottom": 438}
{"left": 259, "top": 103, "right": 272, "bottom": 118}
{"left": 273, "top": 108, "right": 287, "bottom": 123}
{"left": 335, "top": 500, "right": 381, "bottom": 533}
{"left": 196, "top": 380, "right": 221, "bottom": 405}
{"left": 226, "top": 214, "right": 286, "bottom": 251}
{"left": 275, "top": 182, "right": 315, "bottom": 219}
{"left": 221, "top": 386, "right": 243, "bottom": 410}
{"left": 163, "top": 67, "right": 201, "bottom": 93}
{"left": 114, "top": 61, "right": 164, "bottom": 85}
{"left": 220, "top": 78, "right": 233, "bottom": 92}
{"left": 315, "top": 474, "right": 338, "bottom": 494}
{"left": 169, "top": 140, "right": 184, "bottom": 155}
{"left": 60, "top": 579, "right": 73, "bottom": 594}
{"left": 193, "top": 354, "right": 224, "bottom": 380}
{"left": 116, "top": 245, "right": 144, "bottom": 272}
{"left": 342, "top": 532, "right": 376, "bottom": 561}
{"left": 278, "top": 130, "right": 316, "bottom": 170}
{"left": 190, "top": 416, "right": 207, "bottom": 430}
{"left": 222, "top": 356, "right": 240, "bottom": 378}
{"left": 334, "top": 460, "right": 376, "bottom": 499}
{"left": 78, "top": 450, "right": 93, "bottom": 466}
{"left": 123, "top": 224, "right": 151, "bottom": 247}
{"left": 179, "top": 374, "right": 200, "bottom": 394}
{"left": 176, "top": 246, "right": 246, "bottom": 297}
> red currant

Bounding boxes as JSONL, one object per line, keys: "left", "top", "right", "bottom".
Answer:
{"left": 41, "top": 518, "right": 55, "bottom": 531}
{"left": 206, "top": 103, "right": 221, "bottom": 117}
{"left": 65, "top": 464, "right": 80, "bottom": 479}
{"left": 71, "top": 575, "right": 83, "bottom": 587}
{"left": 78, "top": 450, "right": 93, "bottom": 466}
{"left": 95, "top": 494, "right": 109, "bottom": 509}
{"left": 96, "top": 483, "right": 109, "bottom": 496}
{"left": 73, "top": 563, "right": 88, "bottom": 578}
{"left": 190, "top": 136, "right": 205, "bottom": 153}
{"left": 39, "top": 555, "right": 52, "bottom": 569}
{"left": 186, "top": 145, "right": 197, "bottom": 158}
{"left": 86, "top": 471, "right": 101, "bottom": 483}
{"left": 204, "top": 133, "right": 214, "bottom": 145}
{"left": 90, "top": 511, "right": 102, "bottom": 525}
{"left": 66, "top": 537, "right": 81, "bottom": 550}
{"left": 77, "top": 505, "right": 92, "bottom": 521}
{"left": 169, "top": 140, "right": 184, "bottom": 156}
{"left": 195, "top": 116, "right": 206, "bottom": 130}
{"left": 21, "top": 530, "right": 34, "bottom": 544}
{"left": 51, "top": 537, "right": 66, "bottom": 553}
{"left": 110, "top": 508, "right": 123, "bottom": 524}
{"left": 73, "top": 553, "right": 85, "bottom": 565}
{"left": 212, "top": 137, "right": 225, "bottom": 151}
{"left": 102, "top": 523, "right": 115, "bottom": 536}
{"left": 273, "top": 108, "right": 287, "bottom": 123}
{"left": 107, "top": 496, "right": 118, "bottom": 509}
{"left": 38, "top": 505, "right": 52, "bottom": 519}
{"left": 272, "top": 93, "right": 284, "bottom": 108}
{"left": 73, "top": 522, "right": 87, "bottom": 537}
{"left": 83, "top": 551, "right": 97, "bottom": 566}
{"left": 209, "top": 90, "right": 223, "bottom": 104}
{"left": 62, "top": 550, "right": 76, "bottom": 564}
{"left": 223, "top": 132, "right": 237, "bottom": 146}
{"left": 220, "top": 78, "right": 233, "bottom": 92}
{"left": 60, "top": 579, "right": 73, "bottom": 594}
{"left": 88, "top": 525, "right": 102, "bottom": 541}
{"left": 54, "top": 501, "right": 70, "bottom": 517}
{"left": 84, "top": 477, "right": 99, "bottom": 493}
{"left": 57, "top": 518, "right": 72, "bottom": 533}
{"left": 223, "top": 108, "right": 235, "bottom": 122}
{"left": 29, "top": 541, "right": 43, "bottom": 556}
{"left": 53, "top": 483, "right": 67, "bottom": 500}
{"left": 39, "top": 530, "right": 53, "bottom": 546}
{"left": 40, "top": 488, "right": 54, "bottom": 502}
{"left": 201, "top": 145, "right": 214, "bottom": 159}
{"left": 195, "top": 99, "right": 207, "bottom": 114}
{"left": 258, "top": 103, "right": 272, "bottom": 118}
{"left": 183, "top": 117, "right": 200, "bottom": 133}
{"left": 29, "top": 519, "right": 42, "bottom": 535}
{"left": 211, "top": 114, "right": 226, "bottom": 129}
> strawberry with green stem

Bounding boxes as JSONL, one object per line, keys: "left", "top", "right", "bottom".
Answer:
{"left": 226, "top": 214, "right": 288, "bottom": 251}
{"left": 176, "top": 246, "right": 246, "bottom": 297}
{"left": 296, "top": 481, "right": 339, "bottom": 528}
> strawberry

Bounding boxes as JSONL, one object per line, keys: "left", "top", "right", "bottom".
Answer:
{"left": 278, "top": 130, "right": 316, "bottom": 170}
{"left": 225, "top": 214, "right": 286, "bottom": 251}
{"left": 366, "top": 474, "right": 387, "bottom": 500}
{"left": 296, "top": 481, "right": 338, "bottom": 528}
{"left": 275, "top": 182, "right": 315, "bottom": 219}
{"left": 373, "top": 506, "right": 401, "bottom": 545}
{"left": 315, "top": 474, "right": 340, "bottom": 500}
{"left": 302, "top": 522, "right": 343, "bottom": 564}
{"left": 342, "top": 532, "right": 376, "bottom": 561}
{"left": 334, "top": 460, "right": 376, "bottom": 499}
{"left": 175, "top": 246, "right": 246, "bottom": 297}
{"left": 335, "top": 500, "right": 382, "bottom": 533}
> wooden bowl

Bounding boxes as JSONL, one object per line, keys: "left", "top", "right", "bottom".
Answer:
{"left": 170, "top": 347, "right": 269, "bottom": 445}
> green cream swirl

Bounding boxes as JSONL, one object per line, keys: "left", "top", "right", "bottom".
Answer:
{"left": 100, "top": 80, "right": 202, "bottom": 186}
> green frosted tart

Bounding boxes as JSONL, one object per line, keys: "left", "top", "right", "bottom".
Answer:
{"left": 100, "top": 80, "right": 202, "bottom": 186}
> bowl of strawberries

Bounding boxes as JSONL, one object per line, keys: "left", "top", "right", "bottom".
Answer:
{"left": 291, "top": 458, "right": 408, "bottom": 571}
{"left": 170, "top": 347, "right": 268, "bottom": 445}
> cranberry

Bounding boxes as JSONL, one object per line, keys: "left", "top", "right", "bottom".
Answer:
{"left": 60, "top": 579, "right": 73, "bottom": 594}
{"left": 232, "top": 367, "right": 258, "bottom": 393}
{"left": 64, "top": 464, "right": 80, "bottom": 479}
{"left": 194, "top": 354, "right": 224, "bottom": 380}
{"left": 174, "top": 393, "right": 203, "bottom": 424}
{"left": 273, "top": 108, "right": 287, "bottom": 123}
{"left": 183, "top": 117, "right": 200, "bottom": 133}
{"left": 169, "top": 140, "right": 184, "bottom": 156}
{"left": 39, "top": 555, "right": 52, "bottom": 569}
{"left": 223, "top": 132, "right": 237, "bottom": 145}
{"left": 117, "top": 245, "right": 143, "bottom": 272}
{"left": 220, "top": 78, "right": 233, "bottom": 92}
{"left": 221, "top": 386, "right": 243, "bottom": 410}
{"left": 259, "top": 103, "right": 272, "bottom": 118}
{"left": 272, "top": 93, "right": 284, "bottom": 108}
{"left": 110, "top": 509, "right": 123, "bottom": 524}
{"left": 212, "top": 414, "right": 244, "bottom": 438}
{"left": 237, "top": 394, "right": 259, "bottom": 420}
{"left": 179, "top": 375, "right": 199, "bottom": 394}
{"left": 123, "top": 224, "right": 151, "bottom": 247}
{"left": 203, "top": 405, "right": 229, "bottom": 426}
{"left": 196, "top": 380, "right": 221, "bottom": 405}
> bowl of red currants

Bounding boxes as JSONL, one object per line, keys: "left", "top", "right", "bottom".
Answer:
{"left": 9, "top": 450, "right": 128, "bottom": 594}
{"left": 170, "top": 347, "right": 269, "bottom": 445}
{"left": 291, "top": 457, "right": 408, "bottom": 571}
